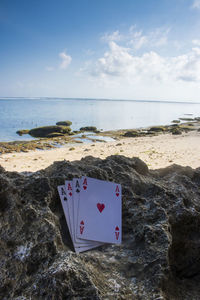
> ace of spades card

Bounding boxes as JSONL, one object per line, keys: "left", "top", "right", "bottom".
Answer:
{"left": 57, "top": 185, "right": 71, "bottom": 234}
{"left": 77, "top": 177, "right": 122, "bottom": 244}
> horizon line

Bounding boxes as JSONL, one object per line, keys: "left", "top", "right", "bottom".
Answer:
{"left": 0, "top": 96, "right": 199, "bottom": 105}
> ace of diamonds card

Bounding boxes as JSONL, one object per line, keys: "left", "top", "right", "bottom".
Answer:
{"left": 77, "top": 177, "right": 122, "bottom": 244}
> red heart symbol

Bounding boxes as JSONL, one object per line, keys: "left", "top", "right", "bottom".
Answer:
{"left": 83, "top": 186, "right": 87, "bottom": 190}
{"left": 97, "top": 203, "right": 105, "bottom": 213}
{"left": 115, "top": 226, "right": 119, "bottom": 231}
{"left": 69, "top": 192, "right": 72, "bottom": 196}
{"left": 116, "top": 193, "right": 119, "bottom": 197}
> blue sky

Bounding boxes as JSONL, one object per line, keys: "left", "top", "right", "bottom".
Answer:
{"left": 1, "top": 0, "right": 200, "bottom": 101}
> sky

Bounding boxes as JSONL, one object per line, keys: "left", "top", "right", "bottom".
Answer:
{"left": 1, "top": 0, "right": 200, "bottom": 102}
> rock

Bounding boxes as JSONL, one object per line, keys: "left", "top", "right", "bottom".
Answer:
{"left": 46, "top": 132, "right": 65, "bottom": 138}
{"left": 29, "top": 125, "right": 71, "bottom": 138}
{"left": 149, "top": 126, "right": 166, "bottom": 132}
{"left": 123, "top": 130, "right": 140, "bottom": 137}
{"left": 179, "top": 117, "right": 194, "bottom": 121}
{"left": 172, "top": 120, "right": 181, "bottom": 123}
{"left": 80, "top": 126, "right": 98, "bottom": 132}
{"left": 171, "top": 128, "right": 182, "bottom": 135}
{"left": 179, "top": 125, "right": 196, "bottom": 132}
{"left": 16, "top": 129, "right": 30, "bottom": 136}
{"left": 0, "top": 156, "right": 200, "bottom": 299}
{"left": 56, "top": 121, "right": 72, "bottom": 126}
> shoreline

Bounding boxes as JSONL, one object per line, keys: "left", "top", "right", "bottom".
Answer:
{"left": 0, "top": 130, "right": 199, "bottom": 172}
{"left": 1, "top": 118, "right": 200, "bottom": 154}
{"left": 0, "top": 119, "right": 200, "bottom": 172}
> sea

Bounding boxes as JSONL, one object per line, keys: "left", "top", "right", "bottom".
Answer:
{"left": 0, "top": 97, "right": 200, "bottom": 142}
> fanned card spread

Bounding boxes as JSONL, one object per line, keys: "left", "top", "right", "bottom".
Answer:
{"left": 57, "top": 177, "right": 122, "bottom": 253}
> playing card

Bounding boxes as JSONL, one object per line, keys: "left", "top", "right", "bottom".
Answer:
{"left": 77, "top": 177, "right": 122, "bottom": 244}
{"left": 57, "top": 185, "right": 71, "bottom": 234}
{"left": 72, "top": 178, "right": 103, "bottom": 247}
{"left": 65, "top": 180, "right": 102, "bottom": 252}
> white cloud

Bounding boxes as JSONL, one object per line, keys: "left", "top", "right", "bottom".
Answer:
{"left": 101, "top": 30, "right": 122, "bottom": 42}
{"left": 102, "top": 26, "right": 170, "bottom": 51}
{"left": 191, "top": 0, "right": 200, "bottom": 9}
{"left": 83, "top": 41, "right": 200, "bottom": 85}
{"left": 59, "top": 51, "right": 72, "bottom": 69}
{"left": 129, "top": 27, "right": 170, "bottom": 50}
{"left": 129, "top": 30, "right": 148, "bottom": 49}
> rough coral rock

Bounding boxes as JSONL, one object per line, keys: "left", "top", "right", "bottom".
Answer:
{"left": 1, "top": 155, "right": 200, "bottom": 299}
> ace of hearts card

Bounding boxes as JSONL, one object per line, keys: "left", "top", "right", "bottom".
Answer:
{"left": 77, "top": 177, "right": 122, "bottom": 244}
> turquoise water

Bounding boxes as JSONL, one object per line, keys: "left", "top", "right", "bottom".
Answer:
{"left": 0, "top": 97, "right": 200, "bottom": 142}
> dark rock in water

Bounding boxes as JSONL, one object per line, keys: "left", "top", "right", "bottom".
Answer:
{"left": 29, "top": 125, "right": 71, "bottom": 138}
{"left": 56, "top": 120, "right": 72, "bottom": 126}
{"left": 171, "top": 128, "right": 182, "bottom": 135}
{"left": 149, "top": 126, "right": 166, "bottom": 132}
{"left": 80, "top": 126, "right": 98, "bottom": 132}
{"left": 16, "top": 129, "right": 30, "bottom": 136}
{"left": 179, "top": 117, "right": 194, "bottom": 121}
{"left": 123, "top": 130, "right": 140, "bottom": 137}
{"left": 1, "top": 156, "right": 200, "bottom": 299}
{"left": 172, "top": 120, "right": 181, "bottom": 124}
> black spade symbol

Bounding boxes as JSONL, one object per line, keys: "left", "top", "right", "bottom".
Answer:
{"left": 63, "top": 197, "right": 67, "bottom": 201}
{"left": 76, "top": 189, "right": 80, "bottom": 193}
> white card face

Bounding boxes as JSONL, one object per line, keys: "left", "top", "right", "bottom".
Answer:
{"left": 72, "top": 178, "right": 103, "bottom": 247}
{"left": 77, "top": 177, "right": 122, "bottom": 244}
{"left": 65, "top": 180, "right": 102, "bottom": 251}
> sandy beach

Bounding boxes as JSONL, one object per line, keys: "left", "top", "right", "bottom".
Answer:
{"left": 0, "top": 130, "right": 199, "bottom": 172}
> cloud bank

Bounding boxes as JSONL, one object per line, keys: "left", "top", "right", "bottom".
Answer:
{"left": 83, "top": 27, "right": 200, "bottom": 87}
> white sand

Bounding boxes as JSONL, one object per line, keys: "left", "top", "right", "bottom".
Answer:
{"left": 0, "top": 131, "right": 200, "bottom": 172}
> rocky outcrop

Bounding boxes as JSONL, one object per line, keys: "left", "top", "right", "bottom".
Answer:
{"left": 29, "top": 125, "right": 71, "bottom": 138}
{"left": 56, "top": 121, "right": 72, "bottom": 126}
{"left": 80, "top": 126, "right": 98, "bottom": 132}
{"left": 1, "top": 156, "right": 200, "bottom": 299}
